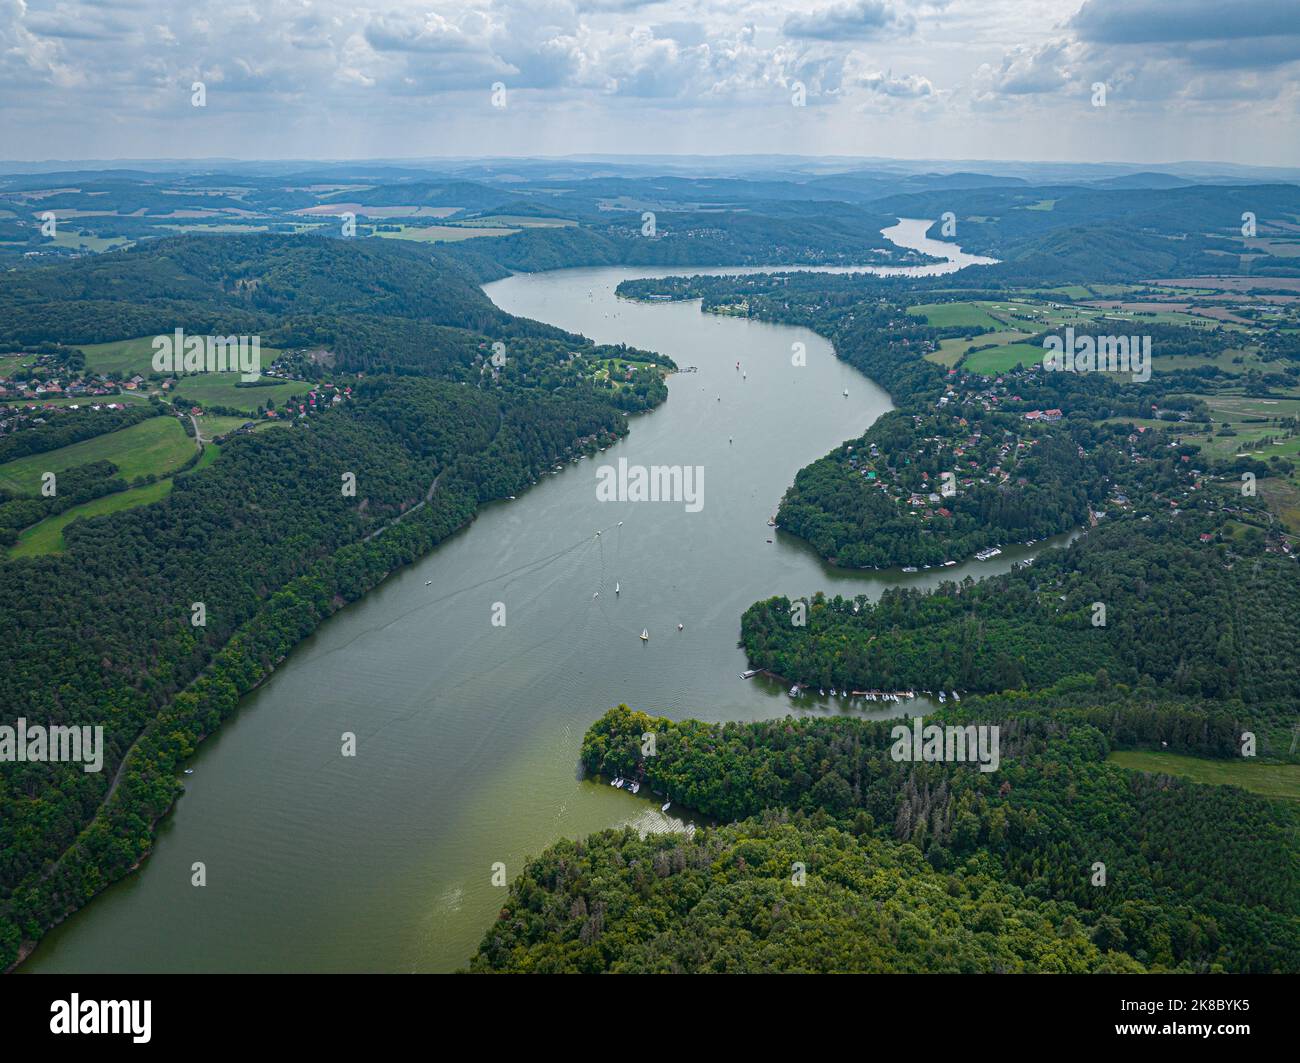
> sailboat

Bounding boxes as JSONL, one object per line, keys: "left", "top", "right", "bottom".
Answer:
{"left": 640, "top": 629, "right": 649, "bottom": 641}
{"left": 615, "top": 582, "right": 620, "bottom": 595}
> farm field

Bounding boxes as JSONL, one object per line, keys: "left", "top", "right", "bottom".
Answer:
{"left": 1108, "top": 750, "right": 1300, "bottom": 802}
{"left": 43, "top": 231, "right": 130, "bottom": 252}
{"left": 0, "top": 414, "right": 193, "bottom": 493}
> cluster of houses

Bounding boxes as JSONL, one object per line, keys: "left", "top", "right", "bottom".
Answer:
{"left": 0, "top": 371, "right": 146, "bottom": 400}
{"left": 844, "top": 365, "right": 1067, "bottom": 523}
{"left": 0, "top": 399, "right": 136, "bottom": 439}
{"left": 266, "top": 384, "right": 351, "bottom": 420}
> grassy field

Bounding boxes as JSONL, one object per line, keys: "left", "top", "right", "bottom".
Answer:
{"left": 0, "top": 415, "right": 194, "bottom": 493}
{"left": 44, "top": 231, "right": 130, "bottom": 252}
{"left": 1109, "top": 750, "right": 1300, "bottom": 802}
{"left": 926, "top": 337, "right": 975, "bottom": 367}
{"left": 964, "top": 342, "right": 1045, "bottom": 374}
{"left": 8, "top": 439, "right": 228, "bottom": 557}
{"left": 77, "top": 335, "right": 286, "bottom": 379}
{"left": 76, "top": 336, "right": 156, "bottom": 376}
{"left": 170, "top": 375, "right": 306, "bottom": 414}
{"left": 0, "top": 353, "right": 35, "bottom": 376}
{"left": 9, "top": 479, "right": 174, "bottom": 557}
{"left": 195, "top": 414, "right": 252, "bottom": 439}
{"left": 907, "top": 303, "right": 1004, "bottom": 330}
{"left": 1181, "top": 394, "right": 1300, "bottom": 473}
{"left": 2, "top": 393, "right": 150, "bottom": 409}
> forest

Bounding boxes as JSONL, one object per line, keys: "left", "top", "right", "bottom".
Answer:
{"left": 0, "top": 236, "right": 663, "bottom": 970}
{"left": 470, "top": 700, "right": 1298, "bottom": 973}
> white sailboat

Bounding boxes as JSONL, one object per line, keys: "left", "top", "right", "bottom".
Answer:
{"left": 639, "top": 629, "right": 649, "bottom": 641}
{"left": 615, "top": 582, "right": 620, "bottom": 595}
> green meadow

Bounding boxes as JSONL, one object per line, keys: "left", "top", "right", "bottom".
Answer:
{"left": 8, "top": 439, "right": 228, "bottom": 557}
{"left": 10, "top": 479, "right": 174, "bottom": 557}
{"left": 963, "top": 341, "right": 1045, "bottom": 374}
{"left": 77, "top": 336, "right": 286, "bottom": 379}
{"left": 907, "top": 302, "right": 1004, "bottom": 330}
{"left": 1109, "top": 750, "right": 1300, "bottom": 802}
{"left": 0, "top": 415, "right": 194, "bottom": 494}
{"left": 170, "top": 375, "right": 306, "bottom": 414}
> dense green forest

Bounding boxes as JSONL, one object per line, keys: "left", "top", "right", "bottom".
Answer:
{"left": 0, "top": 235, "right": 666, "bottom": 970}
{"left": 471, "top": 701, "right": 1298, "bottom": 973}
{"left": 741, "top": 517, "right": 1300, "bottom": 744}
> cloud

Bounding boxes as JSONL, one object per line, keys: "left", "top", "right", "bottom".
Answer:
{"left": 1071, "top": 0, "right": 1296, "bottom": 46}
{"left": 783, "top": 1, "right": 914, "bottom": 42}
{"left": 972, "top": 40, "right": 1076, "bottom": 99}
{"left": 974, "top": 0, "right": 1300, "bottom": 107}
{"left": 856, "top": 69, "right": 934, "bottom": 98}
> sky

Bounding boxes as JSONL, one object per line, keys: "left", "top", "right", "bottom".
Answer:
{"left": 1, "top": 0, "right": 1298, "bottom": 165}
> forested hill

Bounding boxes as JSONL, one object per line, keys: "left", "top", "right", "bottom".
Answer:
{"left": 471, "top": 702, "right": 1299, "bottom": 974}
{"left": 0, "top": 235, "right": 668, "bottom": 970}
{"left": 741, "top": 516, "right": 1300, "bottom": 748}
{"left": 0, "top": 234, "right": 525, "bottom": 349}
{"left": 892, "top": 183, "right": 1300, "bottom": 284}
{"left": 444, "top": 204, "right": 938, "bottom": 274}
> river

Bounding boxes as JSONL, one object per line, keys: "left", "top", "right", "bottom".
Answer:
{"left": 24, "top": 219, "right": 1023, "bottom": 973}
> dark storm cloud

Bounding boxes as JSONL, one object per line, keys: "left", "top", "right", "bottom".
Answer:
{"left": 1072, "top": 0, "right": 1297, "bottom": 46}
